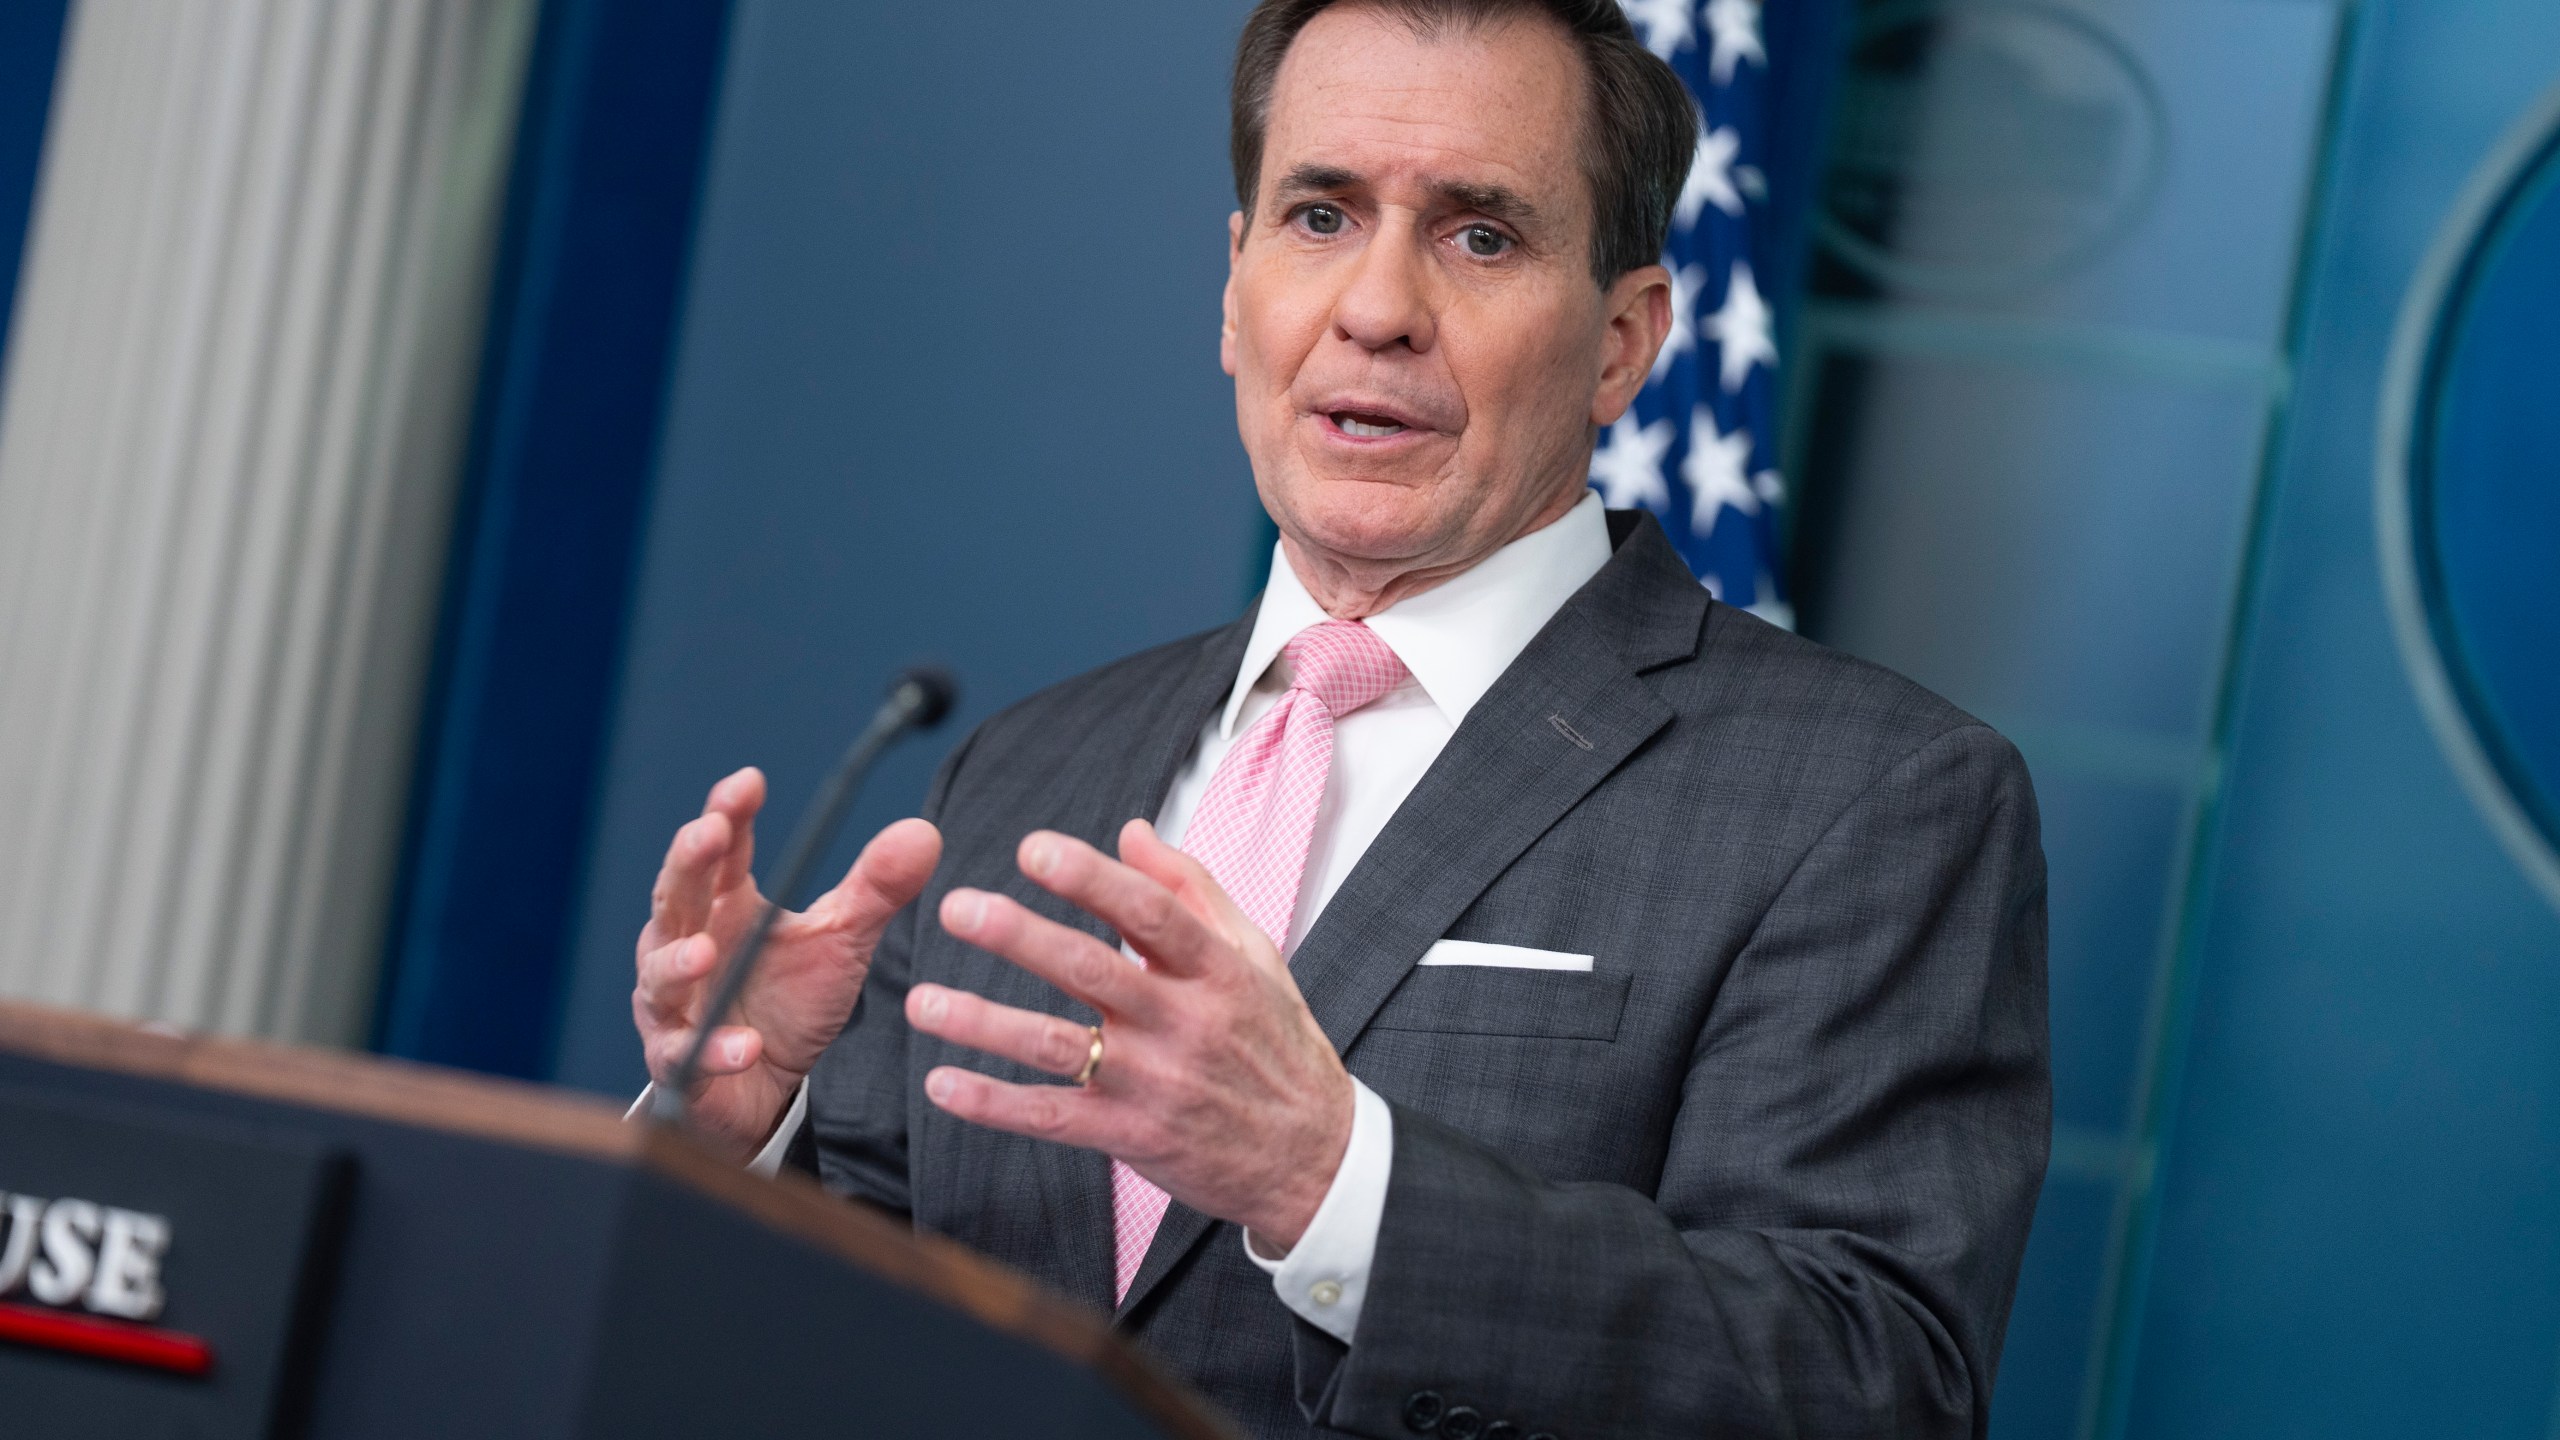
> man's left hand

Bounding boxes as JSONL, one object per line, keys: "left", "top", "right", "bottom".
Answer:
{"left": 907, "top": 819, "right": 1353, "bottom": 1250}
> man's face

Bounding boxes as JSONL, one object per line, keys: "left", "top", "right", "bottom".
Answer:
{"left": 1223, "top": 6, "right": 1667, "bottom": 589}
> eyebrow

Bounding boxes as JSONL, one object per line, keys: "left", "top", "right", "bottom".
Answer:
{"left": 1272, "top": 164, "right": 1362, "bottom": 203}
{"left": 1437, "top": 181, "right": 1542, "bottom": 230}
{"left": 1270, "top": 164, "right": 1546, "bottom": 231}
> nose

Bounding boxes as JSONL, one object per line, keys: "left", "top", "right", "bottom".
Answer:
{"left": 1330, "top": 217, "right": 1437, "bottom": 354}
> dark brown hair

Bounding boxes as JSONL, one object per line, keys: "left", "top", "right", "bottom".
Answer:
{"left": 1229, "top": 0, "right": 1698, "bottom": 286}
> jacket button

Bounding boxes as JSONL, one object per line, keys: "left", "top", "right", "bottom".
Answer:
{"left": 1439, "top": 1406, "right": 1485, "bottom": 1440}
{"left": 1485, "top": 1424, "right": 1521, "bottom": 1440}
{"left": 1403, "top": 1391, "right": 1446, "bottom": 1433}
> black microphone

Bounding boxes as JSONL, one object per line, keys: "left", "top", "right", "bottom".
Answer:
{"left": 651, "top": 666, "right": 958, "bottom": 1129}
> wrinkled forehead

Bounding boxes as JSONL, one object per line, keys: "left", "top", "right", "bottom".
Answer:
{"left": 1259, "top": 6, "right": 1591, "bottom": 225}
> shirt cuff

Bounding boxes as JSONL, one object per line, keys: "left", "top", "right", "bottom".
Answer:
{"left": 626, "top": 1080, "right": 809, "bottom": 1180}
{"left": 1240, "top": 1077, "right": 1392, "bottom": 1346}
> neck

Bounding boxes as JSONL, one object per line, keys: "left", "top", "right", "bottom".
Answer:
{"left": 1279, "top": 483, "right": 1584, "bottom": 621}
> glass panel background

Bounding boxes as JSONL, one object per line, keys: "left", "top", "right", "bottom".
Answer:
{"left": 1782, "top": 2, "right": 2348, "bottom": 1432}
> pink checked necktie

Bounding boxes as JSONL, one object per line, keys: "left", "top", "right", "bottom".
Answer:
{"left": 1109, "top": 619, "right": 1408, "bottom": 1302}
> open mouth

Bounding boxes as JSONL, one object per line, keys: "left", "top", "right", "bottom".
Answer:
{"left": 1330, "top": 410, "right": 1409, "bottom": 439}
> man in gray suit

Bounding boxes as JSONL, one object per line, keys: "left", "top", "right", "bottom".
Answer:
{"left": 631, "top": 1, "right": 2048, "bottom": 1435}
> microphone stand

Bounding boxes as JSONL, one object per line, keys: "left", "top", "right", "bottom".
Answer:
{"left": 651, "top": 667, "right": 956, "bottom": 1130}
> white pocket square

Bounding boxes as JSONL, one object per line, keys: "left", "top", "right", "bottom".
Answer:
{"left": 1417, "top": 940, "right": 1594, "bottom": 972}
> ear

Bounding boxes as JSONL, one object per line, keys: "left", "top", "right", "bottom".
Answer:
{"left": 1590, "top": 263, "right": 1671, "bottom": 426}
{"left": 1222, "top": 211, "right": 1246, "bottom": 377}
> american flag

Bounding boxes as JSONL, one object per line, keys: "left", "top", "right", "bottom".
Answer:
{"left": 1594, "top": 0, "right": 1790, "bottom": 625}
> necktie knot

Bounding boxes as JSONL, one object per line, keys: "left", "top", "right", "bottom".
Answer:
{"left": 1281, "top": 620, "right": 1406, "bottom": 718}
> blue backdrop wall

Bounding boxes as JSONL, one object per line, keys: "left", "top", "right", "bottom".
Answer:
{"left": 380, "top": 0, "right": 741, "bottom": 1080}
{"left": 0, "top": 0, "right": 70, "bottom": 364}
{"left": 546, "top": 0, "right": 1268, "bottom": 1092}
{"left": 1784, "top": 0, "right": 2560, "bottom": 1433}
{"left": 2113, "top": 3, "right": 2560, "bottom": 1433}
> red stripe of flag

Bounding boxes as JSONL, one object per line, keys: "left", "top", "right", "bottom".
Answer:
{"left": 0, "top": 1298, "right": 214, "bottom": 1375}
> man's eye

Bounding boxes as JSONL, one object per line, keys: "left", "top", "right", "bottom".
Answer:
{"left": 1461, "top": 224, "right": 1510, "bottom": 257}
{"left": 1303, "top": 205, "right": 1344, "bottom": 235}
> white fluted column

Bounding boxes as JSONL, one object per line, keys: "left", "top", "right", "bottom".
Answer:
{"left": 0, "top": 0, "right": 535, "bottom": 1045}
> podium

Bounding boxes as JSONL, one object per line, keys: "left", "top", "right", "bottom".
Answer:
{"left": 0, "top": 1001, "right": 1235, "bottom": 1440}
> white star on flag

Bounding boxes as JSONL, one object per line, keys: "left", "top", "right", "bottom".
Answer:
{"left": 1674, "top": 124, "right": 1744, "bottom": 231}
{"left": 1597, "top": 0, "right": 1790, "bottom": 623}
{"left": 1682, "top": 408, "right": 1759, "bottom": 534}
{"left": 1702, "top": 259, "right": 1775, "bottom": 392}
{"left": 1589, "top": 412, "right": 1674, "bottom": 511}
{"left": 1652, "top": 260, "right": 1706, "bottom": 383}
{"left": 1619, "top": 0, "right": 1694, "bottom": 61}
{"left": 1705, "top": 0, "right": 1765, "bottom": 84}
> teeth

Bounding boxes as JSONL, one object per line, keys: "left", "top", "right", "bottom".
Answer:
{"left": 1338, "top": 415, "right": 1405, "bottom": 438}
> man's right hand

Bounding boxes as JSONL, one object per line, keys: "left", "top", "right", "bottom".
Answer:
{"left": 633, "top": 766, "right": 941, "bottom": 1162}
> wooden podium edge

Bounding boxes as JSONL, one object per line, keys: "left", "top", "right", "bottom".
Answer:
{"left": 0, "top": 1000, "right": 1239, "bottom": 1440}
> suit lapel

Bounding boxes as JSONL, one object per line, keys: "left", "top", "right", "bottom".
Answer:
{"left": 1303, "top": 512, "right": 1703, "bottom": 1055}
{"left": 1113, "top": 514, "right": 1708, "bottom": 1321}
{"left": 1122, "top": 613, "right": 1256, "bottom": 839}
{"left": 1017, "top": 609, "right": 1252, "bottom": 1311}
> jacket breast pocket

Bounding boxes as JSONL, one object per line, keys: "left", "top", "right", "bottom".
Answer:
{"left": 1366, "top": 965, "right": 1632, "bottom": 1041}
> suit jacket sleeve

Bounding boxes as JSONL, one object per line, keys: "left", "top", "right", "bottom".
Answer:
{"left": 786, "top": 729, "right": 981, "bottom": 1212}
{"left": 1305, "top": 723, "right": 2051, "bottom": 1439}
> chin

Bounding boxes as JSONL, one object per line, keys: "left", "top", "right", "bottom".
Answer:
{"left": 1274, "top": 473, "right": 1458, "bottom": 562}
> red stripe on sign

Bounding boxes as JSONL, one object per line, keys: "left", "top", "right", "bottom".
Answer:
{"left": 0, "top": 1298, "right": 214, "bottom": 1376}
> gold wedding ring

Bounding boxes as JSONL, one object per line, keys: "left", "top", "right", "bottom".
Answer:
{"left": 1075, "top": 1025, "right": 1104, "bottom": 1087}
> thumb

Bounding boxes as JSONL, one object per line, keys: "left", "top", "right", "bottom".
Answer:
{"left": 814, "top": 818, "right": 943, "bottom": 939}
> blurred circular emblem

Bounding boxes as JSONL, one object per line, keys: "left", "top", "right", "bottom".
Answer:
{"left": 1817, "top": 0, "right": 2166, "bottom": 294}
{"left": 2379, "top": 79, "right": 2560, "bottom": 914}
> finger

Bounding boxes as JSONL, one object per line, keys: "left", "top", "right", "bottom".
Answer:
{"left": 642, "top": 1021, "right": 759, "bottom": 1083}
{"left": 705, "top": 766, "right": 766, "bottom": 896}
{"left": 636, "top": 932, "right": 719, "bottom": 1024}
{"left": 907, "top": 983, "right": 1097, "bottom": 1080}
{"left": 938, "top": 887, "right": 1162, "bottom": 1020}
{"left": 647, "top": 809, "right": 734, "bottom": 945}
{"left": 642, "top": 1020, "right": 692, "bottom": 1085}
{"left": 642, "top": 1019, "right": 761, "bottom": 1088}
{"left": 809, "top": 817, "right": 943, "bottom": 942}
{"left": 923, "top": 1064, "right": 1110, "bottom": 1150}
{"left": 1117, "top": 818, "right": 1281, "bottom": 974}
{"left": 696, "top": 1024, "right": 763, "bottom": 1076}
{"left": 1015, "top": 829, "right": 1227, "bottom": 978}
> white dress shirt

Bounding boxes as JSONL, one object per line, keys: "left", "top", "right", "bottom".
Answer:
{"left": 1159, "top": 492, "right": 1611, "bottom": 1344}
{"left": 647, "top": 491, "right": 1614, "bottom": 1347}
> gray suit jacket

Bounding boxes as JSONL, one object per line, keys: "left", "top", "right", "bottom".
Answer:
{"left": 796, "top": 511, "right": 2050, "bottom": 1439}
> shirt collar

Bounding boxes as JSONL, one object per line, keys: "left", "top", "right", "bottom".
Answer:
{"left": 1219, "top": 490, "right": 1614, "bottom": 738}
